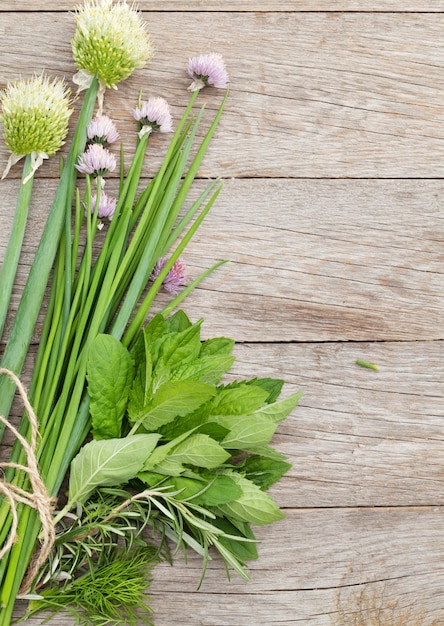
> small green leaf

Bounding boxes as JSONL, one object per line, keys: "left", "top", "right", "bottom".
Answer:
{"left": 211, "top": 517, "right": 259, "bottom": 561}
{"left": 87, "top": 334, "right": 134, "bottom": 439}
{"left": 165, "top": 309, "right": 192, "bottom": 333}
{"left": 69, "top": 434, "right": 160, "bottom": 505}
{"left": 210, "top": 384, "right": 270, "bottom": 416}
{"left": 240, "top": 455, "right": 292, "bottom": 490}
{"left": 217, "top": 413, "right": 278, "bottom": 449}
{"left": 200, "top": 336, "right": 235, "bottom": 358}
{"left": 254, "top": 391, "right": 303, "bottom": 423}
{"left": 156, "top": 321, "right": 203, "bottom": 371}
{"left": 133, "top": 381, "right": 216, "bottom": 431}
{"left": 171, "top": 354, "right": 236, "bottom": 385}
{"left": 216, "top": 471, "right": 285, "bottom": 526}
{"left": 246, "top": 378, "right": 285, "bottom": 404}
{"left": 172, "top": 474, "right": 242, "bottom": 506}
{"left": 163, "top": 433, "right": 230, "bottom": 469}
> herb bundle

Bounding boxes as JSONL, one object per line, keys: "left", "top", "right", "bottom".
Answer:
{"left": 0, "top": 2, "right": 300, "bottom": 624}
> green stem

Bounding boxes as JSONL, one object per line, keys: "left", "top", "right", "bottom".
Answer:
{"left": 0, "top": 154, "right": 34, "bottom": 342}
{"left": 0, "top": 77, "right": 99, "bottom": 436}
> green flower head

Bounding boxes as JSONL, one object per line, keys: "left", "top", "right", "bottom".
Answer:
{"left": 1, "top": 74, "right": 72, "bottom": 157}
{"left": 72, "top": 0, "right": 154, "bottom": 90}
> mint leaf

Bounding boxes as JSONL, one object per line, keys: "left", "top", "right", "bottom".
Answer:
{"left": 87, "top": 334, "right": 134, "bottom": 440}
{"left": 132, "top": 381, "right": 216, "bottom": 431}
{"left": 69, "top": 434, "right": 160, "bottom": 505}
{"left": 155, "top": 321, "right": 203, "bottom": 371}
{"left": 200, "top": 336, "right": 235, "bottom": 357}
{"left": 216, "top": 471, "right": 285, "bottom": 526}
{"left": 210, "top": 384, "right": 270, "bottom": 416}
{"left": 254, "top": 391, "right": 303, "bottom": 423}
{"left": 171, "top": 354, "right": 235, "bottom": 385}
{"left": 165, "top": 309, "right": 193, "bottom": 333}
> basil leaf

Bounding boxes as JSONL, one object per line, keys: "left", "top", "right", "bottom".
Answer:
{"left": 69, "top": 434, "right": 160, "bottom": 505}
{"left": 171, "top": 474, "right": 242, "bottom": 506}
{"left": 216, "top": 471, "right": 285, "bottom": 526}
{"left": 87, "top": 334, "right": 134, "bottom": 440}
{"left": 217, "top": 413, "right": 278, "bottom": 449}
{"left": 161, "top": 433, "right": 230, "bottom": 469}
{"left": 211, "top": 517, "right": 259, "bottom": 561}
{"left": 240, "top": 455, "right": 292, "bottom": 490}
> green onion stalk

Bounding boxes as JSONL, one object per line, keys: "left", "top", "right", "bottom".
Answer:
{"left": 0, "top": 87, "right": 227, "bottom": 623}
{"left": 0, "top": 156, "right": 34, "bottom": 342}
{"left": 0, "top": 77, "right": 99, "bottom": 623}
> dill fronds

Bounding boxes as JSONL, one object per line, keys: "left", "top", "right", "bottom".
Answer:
{"left": 26, "top": 548, "right": 158, "bottom": 625}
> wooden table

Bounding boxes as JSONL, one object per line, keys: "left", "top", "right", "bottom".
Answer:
{"left": 1, "top": 2, "right": 443, "bottom": 624}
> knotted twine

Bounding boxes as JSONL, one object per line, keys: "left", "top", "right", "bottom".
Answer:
{"left": 0, "top": 368, "right": 55, "bottom": 594}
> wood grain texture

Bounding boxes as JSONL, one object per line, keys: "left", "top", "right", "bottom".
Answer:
{"left": 11, "top": 507, "right": 444, "bottom": 624}
{"left": 1, "top": 179, "right": 442, "bottom": 342}
{"left": 2, "top": 2, "right": 444, "bottom": 11}
{"left": 2, "top": 13, "right": 444, "bottom": 177}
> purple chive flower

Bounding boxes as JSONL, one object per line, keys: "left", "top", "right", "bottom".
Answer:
{"left": 86, "top": 115, "right": 120, "bottom": 146}
{"left": 90, "top": 190, "right": 117, "bottom": 220}
{"left": 132, "top": 97, "right": 173, "bottom": 136}
{"left": 187, "top": 53, "right": 229, "bottom": 92}
{"left": 76, "top": 143, "right": 117, "bottom": 177}
{"left": 151, "top": 256, "right": 186, "bottom": 295}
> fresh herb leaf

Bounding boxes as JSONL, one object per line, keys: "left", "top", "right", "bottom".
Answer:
{"left": 254, "top": 391, "right": 303, "bottom": 423}
{"left": 209, "top": 384, "right": 270, "bottom": 416}
{"left": 217, "top": 413, "right": 278, "bottom": 449}
{"left": 240, "top": 455, "right": 292, "bottom": 490}
{"left": 156, "top": 433, "right": 230, "bottom": 470}
{"left": 129, "top": 381, "right": 216, "bottom": 431}
{"left": 87, "top": 334, "right": 134, "bottom": 439}
{"left": 171, "top": 354, "right": 236, "bottom": 385}
{"left": 199, "top": 336, "right": 235, "bottom": 357}
{"left": 69, "top": 434, "right": 160, "bottom": 505}
{"left": 216, "top": 471, "right": 285, "bottom": 526}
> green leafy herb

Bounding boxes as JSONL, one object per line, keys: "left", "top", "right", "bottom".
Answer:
{"left": 68, "top": 434, "right": 160, "bottom": 506}
{"left": 27, "top": 549, "right": 159, "bottom": 626}
{"left": 87, "top": 334, "right": 134, "bottom": 439}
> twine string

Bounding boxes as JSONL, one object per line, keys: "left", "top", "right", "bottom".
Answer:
{"left": 0, "top": 368, "right": 55, "bottom": 593}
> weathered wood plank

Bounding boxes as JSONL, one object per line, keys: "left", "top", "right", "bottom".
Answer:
{"left": 2, "top": 13, "right": 444, "bottom": 177}
{"left": 1, "top": 179, "right": 442, "bottom": 342}
{"left": 231, "top": 341, "right": 444, "bottom": 508}
{"left": 3, "top": 340, "right": 442, "bottom": 508}
{"left": 3, "top": 2, "right": 444, "bottom": 12}
{"left": 11, "top": 507, "right": 444, "bottom": 624}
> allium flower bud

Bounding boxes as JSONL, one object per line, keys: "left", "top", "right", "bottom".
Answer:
{"left": 72, "top": 0, "right": 154, "bottom": 92}
{"left": 187, "top": 53, "right": 229, "bottom": 92}
{"left": 151, "top": 256, "right": 186, "bottom": 295}
{"left": 76, "top": 143, "right": 117, "bottom": 177}
{"left": 0, "top": 74, "right": 72, "bottom": 180}
{"left": 90, "top": 190, "right": 117, "bottom": 220}
{"left": 132, "top": 97, "right": 173, "bottom": 138}
{"left": 87, "top": 114, "right": 120, "bottom": 146}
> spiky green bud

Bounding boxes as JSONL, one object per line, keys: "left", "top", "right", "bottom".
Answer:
{"left": 72, "top": 0, "right": 154, "bottom": 90}
{"left": 0, "top": 75, "right": 72, "bottom": 157}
